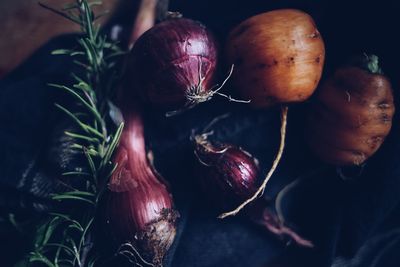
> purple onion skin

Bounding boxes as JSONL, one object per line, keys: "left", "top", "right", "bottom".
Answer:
{"left": 102, "top": 109, "right": 178, "bottom": 266}
{"left": 129, "top": 18, "right": 218, "bottom": 112}
{"left": 194, "top": 139, "right": 259, "bottom": 209}
{"left": 194, "top": 137, "right": 314, "bottom": 247}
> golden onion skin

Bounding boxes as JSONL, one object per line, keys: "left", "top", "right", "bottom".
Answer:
{"left": 226, "top": 9, "right": 325, "bottom": 108}
{"left": 306, "top": 64, "right": 395, "bottom": 166}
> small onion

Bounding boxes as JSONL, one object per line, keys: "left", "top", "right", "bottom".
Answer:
{"left": 194, "top": 134, "right": 260, "bottom": 209}
{"left": 128, "top": 18, "right": 219, "bottom": 115}
{"left": 193, "top": 132, "right": 313, "bottom": 247}
{"left": 101, "top": 107, "right": 178, "bottom": 266}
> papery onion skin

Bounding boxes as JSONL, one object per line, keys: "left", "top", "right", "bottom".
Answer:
{"left": 129, "top": 18, "right": 218, "bottom": 112}
{"left": 193, "top": 136, "right": 314, "bottom": 247}
{"left": 194, "top": 139, "right": 260, "bottom": 209}
{"left": 226, "top": 9, "right": 325, "bottom": 108}
{"left": 306, "top": 55, "right": 395, "bottom": 166}
{"left": 102, "top": 109, "right": 178, "bottom": 266}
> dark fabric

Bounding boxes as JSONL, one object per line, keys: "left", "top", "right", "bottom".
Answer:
{"left": 1, "top": 0, "right": 400, "bottom": 267}
{"left": 0, "top": 35, "right": 77, "bottom": 206}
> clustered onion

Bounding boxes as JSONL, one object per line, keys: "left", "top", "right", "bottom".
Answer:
{"left": 101, "top": 6, "right": 395, "bottom": 266}
{"left": 221, "top": 9, "right": 325, "bottom": 218}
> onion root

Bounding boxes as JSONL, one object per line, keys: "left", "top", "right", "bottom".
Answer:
{"left": 218, "top": 106, "right": 288, "bottom": 219}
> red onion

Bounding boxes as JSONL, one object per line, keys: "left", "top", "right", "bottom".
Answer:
{"left": 102, "top": 107, "right": 178, "bottom": 266}
{"left": 128, "top": 18, "right": 220, "bottom": 115}
{"left": 193, "top": 132, "right": 313, "bottom": 247}
{"left": 194, "top": 134, "right": 260, "bottom": 210}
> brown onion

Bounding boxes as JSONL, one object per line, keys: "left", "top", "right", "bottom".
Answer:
{"left": 226, "top": 9, "right": 325, "bottom": 108}
{"left": 306, "top": 54, "right": 394, "bottom": 166}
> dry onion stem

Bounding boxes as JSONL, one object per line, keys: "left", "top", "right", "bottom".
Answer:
{"left": 218, "top": 106, "right": 288, "bottom": 219}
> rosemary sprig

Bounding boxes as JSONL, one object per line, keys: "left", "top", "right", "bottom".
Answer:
{"left": 28, "top": 1, "right": 124, "bottom": 266}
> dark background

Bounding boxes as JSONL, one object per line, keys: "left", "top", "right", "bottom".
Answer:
{"left": 1, "top": 0, "right": 400, "bottom": 266}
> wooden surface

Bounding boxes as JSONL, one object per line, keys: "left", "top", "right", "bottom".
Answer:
{"left": 0, "top": 0, "right": 121, "bottom": 78}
